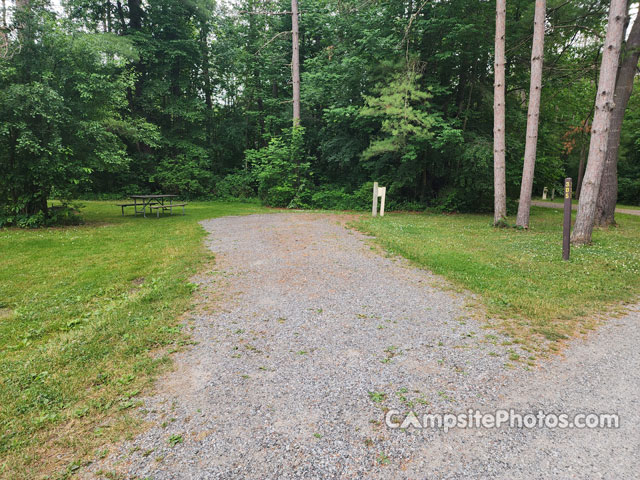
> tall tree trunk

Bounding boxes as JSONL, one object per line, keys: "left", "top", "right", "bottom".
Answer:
{"left": 493, "top": 0, "right": 507, "bottom": 224}
{"left": 595, "top": 13, "right": 640, "bottom": 226}
{"left": 516, "top": 0, "right": 546, "bottom": 228}
{"left": 127, "top": 0, "right": 143, "bottom": 30}
{"left": 291, "top": 0, "right": 301, "bottom": 126}
{"left": 571, "top": 0, "right": 627, "bottom": 245}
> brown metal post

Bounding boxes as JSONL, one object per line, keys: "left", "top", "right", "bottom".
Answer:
{"left": 563, "top": 178, "right": 572, "bottom": 260}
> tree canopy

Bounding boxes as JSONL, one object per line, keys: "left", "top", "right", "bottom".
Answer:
{"left": 1, "top": 0, "right": 637, "bottom": 226}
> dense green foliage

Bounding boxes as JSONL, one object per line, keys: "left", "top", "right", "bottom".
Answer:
{"left": 1, "top": 0, "right": 638, "bottom": 225}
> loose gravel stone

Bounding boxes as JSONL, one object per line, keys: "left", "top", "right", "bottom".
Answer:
{"left": 83, "top": 213, "right": 639, "bottom": 479}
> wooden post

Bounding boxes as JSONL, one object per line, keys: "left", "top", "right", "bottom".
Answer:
{"left": 379, "top": 187, "right": 386, "bottom": 217}
{"left": 563, "top": 178, "right": 572, "bottom": 261}
{"left": 372, "top": 182, "right": 378, "bottom": 217}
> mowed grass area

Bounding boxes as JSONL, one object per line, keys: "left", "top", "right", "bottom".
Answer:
{"left": 0, "top": 201, "right": 268, "bottom": 479}
{"left": 356, "top": 207, "right": 640, "bottom": 352}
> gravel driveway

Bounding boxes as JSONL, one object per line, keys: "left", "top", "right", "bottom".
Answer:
{"left": 84, "top": 213, "right": 639, "bottom": 479}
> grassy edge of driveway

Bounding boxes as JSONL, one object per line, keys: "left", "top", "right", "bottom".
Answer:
{"left": 354, "top": 207, "right": 640, "bottom": 356}
{"left": 0, "top": 201, "right": 268, "bottom": 479}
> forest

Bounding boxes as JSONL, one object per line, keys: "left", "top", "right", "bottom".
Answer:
{"left": 1, "top": 0, "right": 640, "bottom": 227}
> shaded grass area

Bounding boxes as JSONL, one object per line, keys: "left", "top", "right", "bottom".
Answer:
{"left": 0, "top": 201, "right": 268, "bottom": 478}
{"left": 355, "top": 207, "right": 640, "bottom": 350}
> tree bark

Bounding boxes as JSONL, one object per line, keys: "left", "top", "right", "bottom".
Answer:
{"left": 493, "top": 0, "right": 507, "bottom": 225}
{"left": 516, "top": 0, "right": 546, "bottom": 229}
{"left": 571, "top": 0, "right": 627, "bottom": 245}
{"left": 291, "top": 0, "right": 301, "bottom": 126}
{"left": 595, "top": 13, "right": 640, "bottom": 226}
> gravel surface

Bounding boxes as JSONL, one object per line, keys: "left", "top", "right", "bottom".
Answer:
{"left": 84, "top": 213, "right": 639, "bottom": 479}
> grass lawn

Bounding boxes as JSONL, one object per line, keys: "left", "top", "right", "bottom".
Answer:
{"left": 356, "top": 207, "right": 640, "bottom": 352}
{"left": 0, "top": 200, "right": 268, "bottom": 479}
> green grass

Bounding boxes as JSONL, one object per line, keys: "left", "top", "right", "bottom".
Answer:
{"left": 0, "top": 200, "right": 267, "bottom": 478}
{"left": 355, "top": 207, "right": 640, "bottom": 350}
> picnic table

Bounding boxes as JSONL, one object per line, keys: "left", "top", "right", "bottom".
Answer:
{"left": 116, "top": 195, "right": 187, "bottom": 218}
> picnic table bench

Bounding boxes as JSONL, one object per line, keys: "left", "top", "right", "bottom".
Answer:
{"left": 148, "top": 203, "right": 187, "bottom": 218}
{"left": 116, "top": 195, "right": 187, "bottom": 218}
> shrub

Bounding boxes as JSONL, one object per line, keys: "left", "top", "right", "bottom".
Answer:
{"left": 245, "top": 127, "right": 313, "bottom": 208}
{"left": 0, "top": 202, "right": 82, "bottom": 228}
{"left": 214, "top": 171, "right": 257, "bottom": 199}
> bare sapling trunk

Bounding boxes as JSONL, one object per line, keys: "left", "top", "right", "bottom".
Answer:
{"left": 291, "top": 0, "right": 301, "bottom": 127}
{"left": 493, "top": 0, "right": 507, "bottom": 225}
{"left": 595, "top": 14, "right": 640, "bottom": 226}
{"left": 516, "top": 0, "right": 546, "bottom": 229}
{"left": 571, "top": 0, "right": 626, "bottom": 245}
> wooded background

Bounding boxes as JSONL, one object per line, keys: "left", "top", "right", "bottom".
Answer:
{"left": 1, "top": 0, "right": 640, "bottom": 227}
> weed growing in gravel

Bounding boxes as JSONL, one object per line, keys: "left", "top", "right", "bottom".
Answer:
{"left": 368, "top": 391, "right": 387, "bottom": 403}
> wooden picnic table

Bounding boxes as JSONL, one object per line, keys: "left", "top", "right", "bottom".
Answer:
{"left": 116, "top": 195, "right": 187, "bottom": 218}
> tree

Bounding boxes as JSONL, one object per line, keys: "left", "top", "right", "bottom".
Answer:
{"left": 0, "top": 3, "right": 155, "bottom": 226}
{"left": 595, "top": 12, "right": 640, "bottom": 226}
{"left": 571, "top": 0, "right": 627, "bottom": 245}
{"left": 291, "top": 0, "right": 300, "bottom": 126}
{"left": 515, "top": 0, "right": 546, "bottom": 229}
{"left": 493, "top": 0, "right": 507, "bottom": 225}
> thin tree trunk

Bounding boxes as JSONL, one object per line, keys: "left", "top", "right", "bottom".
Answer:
{"left": 571, "top": 0, "right": 627, "bottom": 245}
{"left": 516, "top": 0, "right": 546, "bottom": 228}
{"left": 493, "top": 0, "right": 507, "bottom": 224}
{"left": 291, "top": 0, "right": 301, "bottom": 126}
{"left": 595, "top": 13, "right": 640, "bottom": 226}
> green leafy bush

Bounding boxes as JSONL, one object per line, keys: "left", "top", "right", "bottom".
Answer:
{"left": 245, "top": 127, "right": 313, "bottom": 208}
{"left": 214, "top": 171, "right": 257, "bottom": 199}
{"left": 309, "top": 183, "right": 374, "bottom": 211}
{"left": 1, "top": 203, "right": 82, "bottom": 228}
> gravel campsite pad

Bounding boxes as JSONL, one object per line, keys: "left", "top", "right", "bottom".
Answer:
{"left": 85, "top": 213, "right": 639, "bottom": 479}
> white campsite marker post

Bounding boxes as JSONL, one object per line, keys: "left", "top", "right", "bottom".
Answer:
{"left": 372, "top": 182, "right": 386, "bottom": 217}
